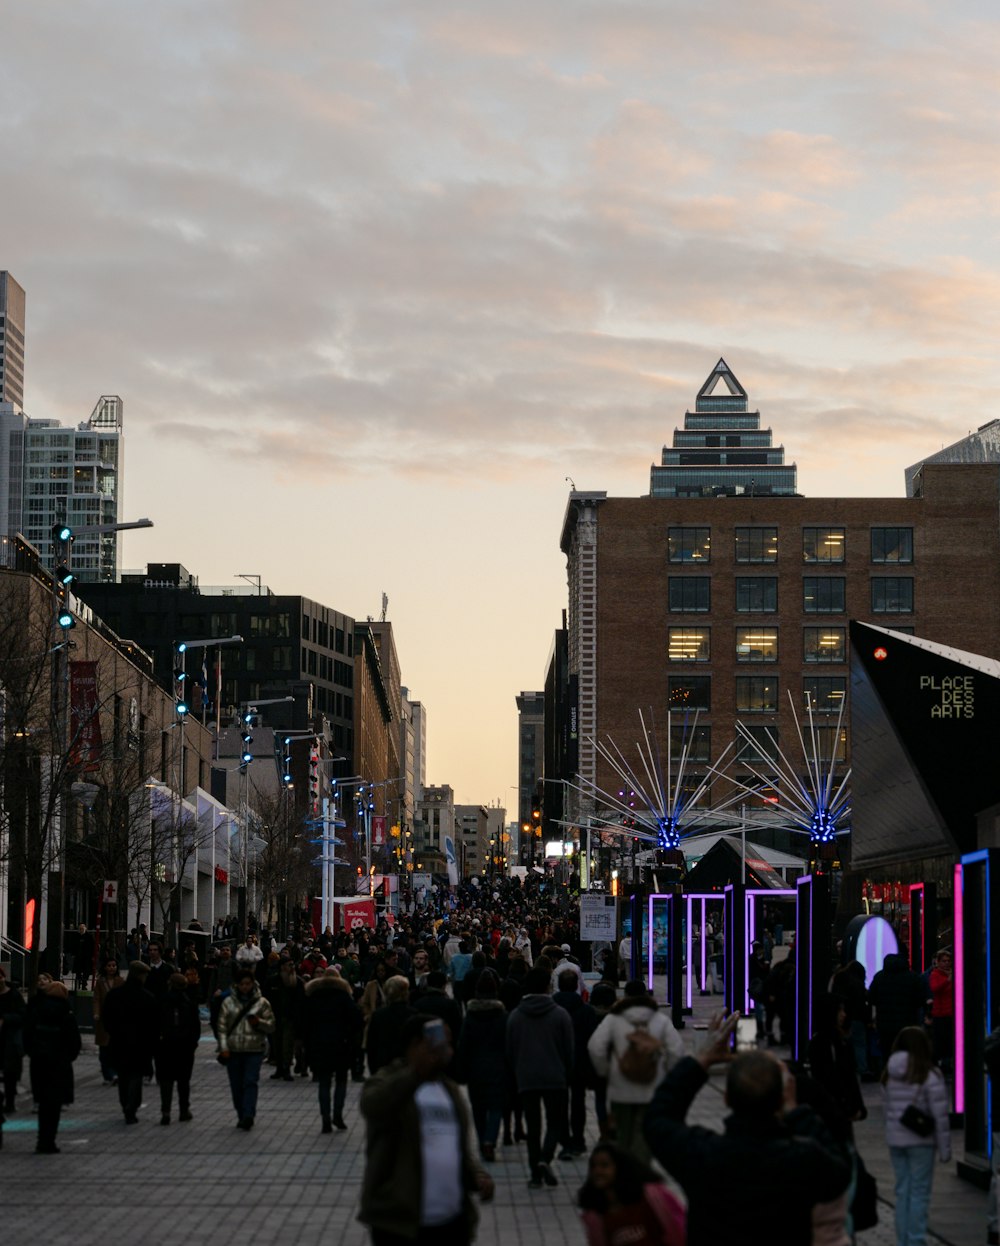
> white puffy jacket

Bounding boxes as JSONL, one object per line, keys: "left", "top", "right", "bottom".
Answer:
{"left": 882, "top": 1051, "right": 952, "bottom": 1160}
{"left": 587, "top": 996, "right": 684, "bottom": 1105}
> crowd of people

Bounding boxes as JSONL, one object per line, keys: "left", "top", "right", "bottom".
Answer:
{"left": 0, "top": 880, "right": 971, "bottom": 1244}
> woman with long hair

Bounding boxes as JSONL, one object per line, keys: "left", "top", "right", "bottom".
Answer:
{"left": 882, "top": 1025, "right": 951, "bottom": 1245}
{"left": 578, "top": 1143, "right": 685, "bottom": 1246}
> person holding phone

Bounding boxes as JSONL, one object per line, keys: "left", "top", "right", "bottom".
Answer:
{"left": 359, "top": 1014, "right": 494, "bottom": 1245}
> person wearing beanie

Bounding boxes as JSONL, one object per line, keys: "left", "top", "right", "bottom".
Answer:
{"left": 154, "top": 972, "right": 201, "bottom": 1124}
{"left": 506, "top": 967, "right": 574, "bottom": 1189}
{"left": 102, "top": 961, "right": 159, "bottom": 1123}
{"left": 23, "top": 978, "right": 81, "bottom": 1153}
{"left": 455, "top": 970, "right": 507, "bottom": 1161}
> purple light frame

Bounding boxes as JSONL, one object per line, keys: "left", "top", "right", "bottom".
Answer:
{"left": 954, "top": 861, "right": 965, "bottom": 1114}
{"left": 744, "top": 888, "right": 796, "bottom": 1015}
{"left": 647, "top": 892, "right": 724, "bottom": 1002}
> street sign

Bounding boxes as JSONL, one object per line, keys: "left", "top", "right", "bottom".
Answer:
{"left": 102, "top": 880, "right": 118, "bottom": 903}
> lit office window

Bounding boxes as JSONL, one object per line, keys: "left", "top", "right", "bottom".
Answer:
{"left": 802, "top": 677, "right": 846, "bottom": 714}
{"left": 803, "top": 527, "right": 845, "bottom": 563}
{"left": 735, "top": 527, "right": 778, "bottom": 563}
{"left": 803, "top": 627, "right": 846, "bottom": 663}
{"left": 736, "top": 627, "right": 778, "bottom": 663}
{"left": 668, "top": 676, "right": 711, "bottom": 711}
{"left": 668, "top": 527, "right": 711, "bottom": 563}
{"left": 668, "top": 628, "right": 710, "bottom": 662}
{"left": 736, "top": 677, "right": 778, "bottom": 713}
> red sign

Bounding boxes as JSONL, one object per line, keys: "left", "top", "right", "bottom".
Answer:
{"left": 69, "top": 661, "right": 103, "bottom": 771}
{"left": 336, "top": 898, "right": 375, "bottom": 932}
{"left": 214, "top": 866, "right": 229, "bottom": 885}
{"left": 874, "top": 647, "right": 888, "bottom": 661}
{"left": 372, "top": 815, "right": 387, "bottom": 847}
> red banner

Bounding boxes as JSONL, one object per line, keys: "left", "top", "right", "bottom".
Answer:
{"left": 69, "top": 661, "right": 103, "bottom": 771}
{"left": 372, "top": 815, "right": 387, "bottom": 847}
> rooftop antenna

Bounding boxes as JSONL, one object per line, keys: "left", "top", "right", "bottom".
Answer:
{"left": 565, "top": 476, "right": 577, "bottom": 490}
{"left": 381, "top": 592, "right": 388, "bottom": 622}
{"left": 235, "top": 573, "right": 262, "bottom": 595}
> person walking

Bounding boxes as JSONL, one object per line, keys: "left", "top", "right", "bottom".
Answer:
{"left": 0, "top": 964, "right": 27, "bottom": 1112}
{"left": 92, "top": 957, "right": 124, "bottom": 1086}
{"left": 455, "top": 970, "right": 507, "bottom": 1161}
{"left": 506, "top": 967, "right": 574, "bottom": 1189}
{"left": 303, "top": 967, "right": 364, "bottom": 1132}
{"left": 358, "top": 1013, "right": 494, "bottom": 1245}
{"left": 23, "top": 979, "right": 81, "bottom": 1153}
{"left": 927, "top": 950, "right": 954, "bottom": 1073}
{"left": 883, "top": 1025, "right": 952, "bottom": 1246}
{"left": 870, "top": 952, "right": 927, "bottom": 1070}
{"left": 265, "top": 954, "right": 305, "bottom": 1081}
{"left": 218, "top": 968, "right": 276, "bottom": 1130}
{"left": 587, "top": 980, "right": 684, "bottom": 1165}
{"left": 553, "top": 966, "right": 601, "bottom": 1156}
{"left": 155, "top": 972, "right": 201, "bottom": 1124}
{"left": 102, "top": 961, "right": 159, "bottom": 1124}
{"left": 365, "top": 975, "right": 417, "bottom": 1076}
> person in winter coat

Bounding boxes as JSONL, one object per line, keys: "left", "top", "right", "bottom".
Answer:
{"left": 506, "top": 967, "right": 574, "bottom": 1188}
{"left": 155, "top": 972, "right": 201, "bottom": 1124}
{"left": 644, "top": 1012, "right": 851, "bottom": 1246}
{"left": 414, "top": 970, "right": 464, "bottom": 1055}
{"left": 92, "top": 957, "right": 124, "bottom": 1085}
{"left": 578, "top": 1142, "right": 686, "bottom": 1246}
{"left": 807, "top": 993, "right": 866, "bottom": 1130}
{"left": 869, "top": 952, "right": 927, "bottom": 1068}
{"left": 235, "top": 933, "right": 264, "bottom": 972}
{"left": 365, "top": 975, "right": 417, "bottom": 1076}
{"left": 218, "top": 968, "right": 276, "bottom": 1130}
{"left": 553, "top": 967, "right": 601, "bottom": 1156}
{"left": 587, "top": 980, "right": 684, "bottom": 1165}
{"left": 359, "top": 1012, "right": 494, "bottom": 1244}
{"left": 303, "top": 967, "right": 364, "bottom": 1132}
{"left": 23, "top": 979, "right": 81, "bottom": 1153}
{"left": 830, "top": 959, "right": 872, "bottom": 1078}
{"left": 455, "top": 970, "right": 508, "bottom": 1161}
{"left": 264, "top": 955, "right": 305, "bottom": 1081}
{"left": 0, "top": 963, "right": 27, "bottom": 1111}
{"left": 882, "top": 1026, "right": 952, "bottom": 1246}
{"left": 102, "top": 961, "right": 159, "bottom": 1124}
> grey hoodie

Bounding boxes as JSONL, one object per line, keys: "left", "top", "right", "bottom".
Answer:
{"left": 505, "top": 992, "right": 574, "bottom": 1092}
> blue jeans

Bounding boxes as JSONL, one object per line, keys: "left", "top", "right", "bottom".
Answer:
{"left": 889, "top": 1144, "right": 936, "bottom": 1246}
{"left": 227, "top": 1051, "right": 264, "bottom": 1122}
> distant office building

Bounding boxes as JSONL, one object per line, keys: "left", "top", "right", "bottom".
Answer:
{"left": 455, "top": 804, "right": 489, "bottom": 878}
{"left": 417, "top": 784, "right": 454, "bottom": 873}
{"left": 516, "top": 691, "right": 544, "bottom": 826}
{"left": 0, "top": 272, "right": 25, "bottom": 408}
{"left": 650, "top": 359, "right": 798, "bottom": 498}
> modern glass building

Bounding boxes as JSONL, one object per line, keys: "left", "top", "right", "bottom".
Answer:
{"left": 650, "top": 358, "right": 798, "bottom": 498}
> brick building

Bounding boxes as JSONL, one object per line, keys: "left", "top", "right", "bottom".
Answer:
{"left": 560, "top": 446, "right": 1000, "bottom": 846}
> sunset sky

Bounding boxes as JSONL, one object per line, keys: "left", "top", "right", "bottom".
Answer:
{"left": 3, "top": 2, "right": 999, "bottom": 805}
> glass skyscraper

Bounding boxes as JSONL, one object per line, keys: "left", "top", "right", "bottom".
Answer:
{"left": 650, "top": 359, "right": 798, "bottom": 498}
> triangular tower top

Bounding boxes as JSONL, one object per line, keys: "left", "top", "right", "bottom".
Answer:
{"left": 696, "top": 358, "right": 747, "bottom": 402}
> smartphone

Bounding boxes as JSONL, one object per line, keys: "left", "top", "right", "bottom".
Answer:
{"left": 735, "top": 1016, "right": 758, "bottom": 1052}
{"left": 423, "top": 1018, "right": 448, "bottom": 1051}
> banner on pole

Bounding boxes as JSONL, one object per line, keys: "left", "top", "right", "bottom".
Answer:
{"left": 70, "top": 661, "right": 103, "bottom": 771}
{"left": 372, "top": 815, "right": 387, "bottom": 847}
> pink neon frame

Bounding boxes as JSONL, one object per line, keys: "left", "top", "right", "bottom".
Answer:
{"left": 954, "top": 862, "right": 965, "bottom": 1114}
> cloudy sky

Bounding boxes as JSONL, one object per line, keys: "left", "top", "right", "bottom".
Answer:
{"left": 3, "top": 1, "right": 999, "bottom": 804}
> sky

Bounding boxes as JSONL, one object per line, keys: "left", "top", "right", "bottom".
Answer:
{"left": 2, "top": 1, "right": 1000, "bottom": 805}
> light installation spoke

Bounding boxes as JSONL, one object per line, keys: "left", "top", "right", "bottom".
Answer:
{"left": 712, "top": 690, "right": 852, "bottom": 845}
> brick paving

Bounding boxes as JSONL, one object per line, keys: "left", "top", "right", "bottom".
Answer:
{"left": 0, "top": 1003, "right": 989, "bottom": 1246}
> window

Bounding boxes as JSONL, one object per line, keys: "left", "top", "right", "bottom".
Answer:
{"left": 802, "top": 677, "right": 846, "bottom": 714}
{"left": 736, "top": 725, "right": 779, "bottom": 764}
{"left": 668, "top": 676, "right": 711, "bottom": 711}
{"left": 736, "top": 577, "right": 777, "bottom": 613}
{"left": 871, "top": 578, "right": 913, "bottom": 613}
{"left": 813, "top": 726, "right": 847, "bottom": 763}
{"left": 735, "top": 527, "right": 778, "bottom": 564}
{"left": 668, "top": 627, "right": 710, "bottom": 662}
{"left": 668, "top": 527, "right": 711, "bottom": 563}
{"left": 803, "top": 527, "right": 845, "bottom": 563}
{"left": 670, "top": 724, "right": 710, "bottom": 763}
{"left": 803, "top": 577, "right": 845, "bottom": 613}
{"left": 736, "top": 677, "right": 778, "bottom": 713}
{"left": 736, "top": 627, "right": 778, "bottom": 663}
{"left": 249, "top": 612, "right": 290, "bottom": 638}
{"left": 803, "top": 627, "right": 846, "bottom": 663}
{"left": 872, "top": 527, "right": 913, "bottom": 564}
{"left": 669, "top": 577, "right": 710, "bottom": 612}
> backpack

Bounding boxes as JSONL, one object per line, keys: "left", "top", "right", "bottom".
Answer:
{"left": 618, "top": 1020, "right": 664, "bottom": 1084}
